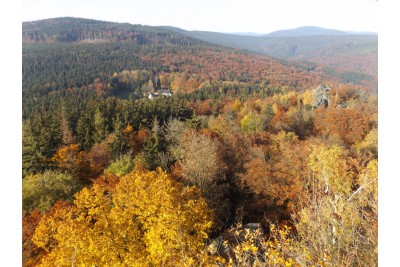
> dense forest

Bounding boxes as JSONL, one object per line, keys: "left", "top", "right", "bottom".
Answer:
{"left": 22, "top": 17, "right": 378, "bottom": 266}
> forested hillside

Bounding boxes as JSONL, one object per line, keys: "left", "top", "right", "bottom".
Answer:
{"left": 22, "top": 17, "right": 378, "bottom": 267}
{"left": 23, "top": 17, "right": 200, "bottom": 44}
{"left": 162, "top": 26, "right": 378, "bottom": 89}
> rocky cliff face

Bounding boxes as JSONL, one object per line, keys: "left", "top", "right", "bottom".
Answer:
{"left": 312, "top": 84, "right": 330, "bottom": 108}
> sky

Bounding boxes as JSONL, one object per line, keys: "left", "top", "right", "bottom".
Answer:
{"left": 22, "top": 0, "right": 378, "bottom": 34}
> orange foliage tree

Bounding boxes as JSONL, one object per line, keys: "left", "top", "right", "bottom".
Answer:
{"left": 241, "top": 131, "right": 310, "bottom": 213}
{"left": 314, "top": 107, "right": 370, "bottom": 146}
{"left": 51, "top": 144, "right": 91, "bottom": 181}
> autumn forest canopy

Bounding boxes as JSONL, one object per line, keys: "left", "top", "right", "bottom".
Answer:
{"left": 22, "top": 17, "right": 378, "bottom": 266}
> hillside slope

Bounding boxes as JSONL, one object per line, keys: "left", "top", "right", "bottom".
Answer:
{"left": 161, "top": 26, "right": 377, "bottom": 87}
{"left": 23, "top": 17, "right": 329, "bottom": 99}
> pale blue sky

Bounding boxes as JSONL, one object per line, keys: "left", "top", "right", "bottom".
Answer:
{"left": 22, "top": 0, "right": 378, "bottom": 34}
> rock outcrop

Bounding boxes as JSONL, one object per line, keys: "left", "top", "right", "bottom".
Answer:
{"left": 208, "top": 223, "right": 264, "bottom": 261}
{"left": 312, "top": 84, "right": 330, "bottom": 108}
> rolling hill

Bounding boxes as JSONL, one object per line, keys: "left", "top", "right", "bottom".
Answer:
{"left": 265, "top": 26, "right": 348, "bottom": 37}
{"left": 161, "top": 26, "right": 378, "bottom": 87}
{"left": 23, "top": 17, "right": 332, "bottom": 101}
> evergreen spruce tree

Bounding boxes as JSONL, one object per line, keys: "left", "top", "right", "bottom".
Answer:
{"left": 76, "top": 107, "right": 95, "bottom": 151}
{"left": 111, "top": 116, "right": 130, "bottom": 158}
{"left": 60, "top": 104, "right": 75, "bottom": 145}
{"left": 93, "top": 107, "right": 106, "bottom": 143}
{"left": 22, "top": 121, "right": 46, "bottom": 176}
{"left": 260, "top": 103, "right": 275, "bottom": 131}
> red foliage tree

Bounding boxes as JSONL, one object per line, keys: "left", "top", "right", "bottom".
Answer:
{"left": 23, "top": 210, "right": 45, "bottom": 267}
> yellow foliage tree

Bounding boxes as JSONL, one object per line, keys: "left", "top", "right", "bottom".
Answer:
{"left": 232, "top": 99, "right": 243, "bottom": 113}
{"left": 32, "top": 169, "right": 214, "bottom": 266}
{"left": 308, "top": 144, "right": 350, "bottom": 196}
{"left": 354, "top": 127, "right": 378, "bottom": 156}
{"left": 293, "top": 145, "right": 378, "bottom": 266}
{"left": 299, "top": 89, "right": 314, "bottom": 107}
{"left": 240, "top": 112, "right": 263, "bottom": 133}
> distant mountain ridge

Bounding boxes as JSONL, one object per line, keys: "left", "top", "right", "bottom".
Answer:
{"left": 228, "top": 32, "right": 264, "bottom": 36}
{"left": 265, "top": 26, "right": 347, "bottom": 37}
{"left": 158, "top": 26, "right": 378, "bottom": 59}
{"left": 162, "top": 25, "right": 377, "bottom": 37}
{"left": 265, "top": 26, "right": 377, "bottom": 37}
